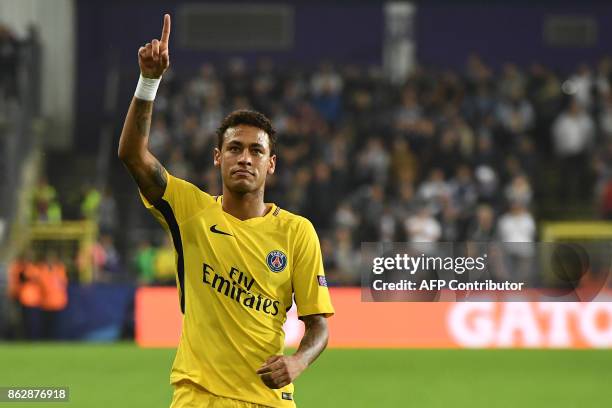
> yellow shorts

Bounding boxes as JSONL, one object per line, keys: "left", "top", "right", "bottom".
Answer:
{"left": 170, "top": 381, "right": 270, "bottom": 408}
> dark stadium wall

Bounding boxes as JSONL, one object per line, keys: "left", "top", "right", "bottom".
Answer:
{"left": 417, "top": 3, "right": 612, "bottom": 71}
{"left": 74, "top": 0, "right": 384, "bottom": 152}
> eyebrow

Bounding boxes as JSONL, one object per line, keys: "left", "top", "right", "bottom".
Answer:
{"left": 226, "top": 140, "right": 266, "bottom": 149}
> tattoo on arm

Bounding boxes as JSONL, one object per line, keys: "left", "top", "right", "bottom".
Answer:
{"left": 128, "top": 156, "right": 167, "bottom": 202}
{"left": 152, "top": 160, "right": 167, "bottom": 188}
{"left": 119, "top": 97, "right": 166, "bottom": 202}
{"left": 134, "top": 99, "right": 153, "bottom": 136}
{"left": 296, "top": 315, "right": 329, "bottom": 367}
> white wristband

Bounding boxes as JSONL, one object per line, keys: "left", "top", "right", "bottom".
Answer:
{"left": 134, "top": 74, "right": 161, "bottom": 101}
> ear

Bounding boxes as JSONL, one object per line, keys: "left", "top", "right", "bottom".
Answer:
{"left": 268, "top": 154, "right": 276, "bottom": 175}
{"left": 213, "top": 148, "right": 221, "bottom": 167}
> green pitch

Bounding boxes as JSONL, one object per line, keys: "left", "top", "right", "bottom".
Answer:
{"left": 1, "top": 343, "right": 611, "bottom": 407}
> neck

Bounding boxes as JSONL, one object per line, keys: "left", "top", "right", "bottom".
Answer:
{"left": 221, "top": 187, "right": 271, "bottom": 220}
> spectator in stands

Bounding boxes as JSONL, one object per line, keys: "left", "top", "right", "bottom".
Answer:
{"left": 154, "top": 236, "right": 177, "bottom": 285}
{"left": 528, "top": 65, "right": 563, "bottom": 154}
{"left": 390, "top": 137, "right": 418, "bottom": 185}
{"left": 149, "top": 117, "right": 171, "bottom": 159}
{"left": 311, "top": 61, "right": 343, "bottom": 97}
{"left": 474, "top": 164, "right": 500, "bottom": 207}
{"left": 593, "top": 141, "right": 612, "bottom": 219}
{"left": 7, "top": 250, "right": 42, "bottom": 339}
{"left": 599, "top": 93, "right": 612, "bottom": 139}
{"left": 465, "top": 204, "right": 497, "bottom": 276}
{"left": 80, "top": 184, "right": 101, "bottom": 220}
{"left": 285, "top": 167, "right": 312, "bottom": 214}
{"left": 330, "top": 227, "right": 360, "bottom": 285}
{"left": 595, "top": 58, "right": 611, "bottom": 102}
{"left": 405, "top": 204, "right": 441, "bottom": 243}
{"left": 251, "top": 65, "right": 276, "bottom": 115}
{"left": 464, "top": 83, "right": 496, "bottom": 123}
{"left": 357, "top": 137, "right": 390, "bottom": 186}
{"left": 473, "top": 133, "right": 501, "bottom": 170}
{"left": 417, "top": 168, "right": 450, "bottom": 216}
{"left": 133, "top": 239, "right": 158, "bottom": 285}
{"left": 504, "top": 174, "right": 533, "bottom": 206}
{"left": 32, "top": 177, "right": 62, "bottom": 223}
{"left": 567, "top": 64, "right": 595, "bottom": 110}
{"left": 319, "top": 236, "right": 340, "bottom": 285}
{"left": 98, "top": 187, "right": 118, "bottom": 235}
{"left": 448, "top": 164, "right": 478, "bottom": 217}
{"left": 467, "top": 204, "right": 496, "bottom": 241}
{"left": 360, "top": 185, "right": 386, "bottom": 240}
{"left": 334, "top": 203, "right": 360, "bottom": 231}
{"left": 497, "top": 200, "right": 536, "bottom": 282}
{"left": 312, "top": 78, "right": 342, "bottom": 125}
{"left": 430, "top": 127, "right": 460, "bottom": 177}
{"left": 498, "top": 63, "right": 526, "bottom": 100}
{"left": 379, "top": 205, "right": 398, "bottom": 242}
{"left": 91, "top": 234, "right": 122, "bottom": 282}
{"left": 515, "top": 138, "right": 537, "bottom": 178}
{"left": 454, "top": 116, "right": 476, "bottom": 159}
{"left": 495, "top": 88, "right": 535, "bottom": 138}
{"left": 465, "top": 53, "right": 493, "bottom": 86}
{"left": 39, "top": 250, "right": 68, "bottom": 340}
{"left": 190, "top": 63, "right": 218, "bottom": 101}
{"left": 439, "top": 198, "right": 460, "bottom": 241}
{"left": 306, "top": 162, "right": 336, "bottom": 229}
{"left": 599, "top": 178, "right": 612, "bottom": 219}
{"left": 551, "top": 98, "right": 594, "bottom": 200}
{"left": 395, "top": 86, "right": 434, "bottom": 143}
{"left": 391, "top": 182, "right": 417, "bottom": 231}
{"left": 224, "top": 57, "right": 249, "bottom": 100}
{"left": 166, "top": 147, "right": 192, "bottom": 180}
{"left": 497, "top": 201, "right": 535, "bottom": 243}
{"left": 202, "top": 88, "right": 227, "bottom": 135}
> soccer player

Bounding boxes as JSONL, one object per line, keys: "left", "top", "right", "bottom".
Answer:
{"left": 118, "top": 14, "right": 334, "bottom": 408}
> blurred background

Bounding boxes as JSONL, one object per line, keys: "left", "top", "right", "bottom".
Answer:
{"left": 1, "top": 1, "right": 612, "bottom": 407}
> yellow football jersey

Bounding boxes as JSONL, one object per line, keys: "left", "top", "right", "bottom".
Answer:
{"left": 140, "top": 172, "right": 335, "bottom": 407}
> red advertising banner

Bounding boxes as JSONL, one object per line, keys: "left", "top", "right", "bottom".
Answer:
{"left": 135, "top": 287, "right": 612, "bottom": 348}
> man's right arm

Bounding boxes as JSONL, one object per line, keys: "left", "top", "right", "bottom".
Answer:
{"left": 117, "top": 14, "right": 171, "bottom": 203}
{"left": 118, "top": 98, "right": 167, "bottom": 203}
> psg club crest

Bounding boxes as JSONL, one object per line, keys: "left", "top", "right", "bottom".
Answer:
{"left": 266, "top": 250, "right": 287, "bottom": 273}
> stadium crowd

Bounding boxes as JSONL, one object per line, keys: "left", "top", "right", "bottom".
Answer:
{"left": 7, "top": 249, "right": 68, "bottom": 340}
{"left": 120, "top": 56, "right": 611, "bottom": 285}
{"left": 19, "top": 56, "right": 612, "bottom": 286}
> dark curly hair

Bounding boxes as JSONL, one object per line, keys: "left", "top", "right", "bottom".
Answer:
{"left": 216, "top": 110, "right": 277, "bottom": 155}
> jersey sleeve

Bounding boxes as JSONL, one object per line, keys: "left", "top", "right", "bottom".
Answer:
{"left": 139, "top": 171, "right": 215, "bottom": 227}
{"left": 139, "top": 171, "right": 214, "bottom": 314}
{"left": 292, "top": 218, "right": 335, "bottom": 318}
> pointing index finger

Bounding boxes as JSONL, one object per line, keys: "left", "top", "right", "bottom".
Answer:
{"left": 160, "top": 14, "right": 171, "bottom": 46}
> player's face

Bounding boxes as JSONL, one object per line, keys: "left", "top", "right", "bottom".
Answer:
{"left": 214, "top": 125, "right": 276, "bottom": 195}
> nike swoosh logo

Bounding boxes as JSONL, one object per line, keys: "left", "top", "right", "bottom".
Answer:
{"left": 210, "top": 224, "right": 232, "bottom": 236}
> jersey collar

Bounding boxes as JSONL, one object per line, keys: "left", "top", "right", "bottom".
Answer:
{"left": 216, "top": 195, "right": 277, "bottom": 227}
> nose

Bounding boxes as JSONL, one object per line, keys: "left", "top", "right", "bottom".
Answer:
{"left": 237, "top": 149, "right": 252, "bottom": 166}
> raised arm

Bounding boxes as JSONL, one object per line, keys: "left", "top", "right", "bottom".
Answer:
{"left": 118, "top": 14, "right": 171, "bottom": 203}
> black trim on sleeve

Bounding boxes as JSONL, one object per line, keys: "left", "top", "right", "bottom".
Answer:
{"left": 152, "top": 199, "right": 186, "bottom": 314}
